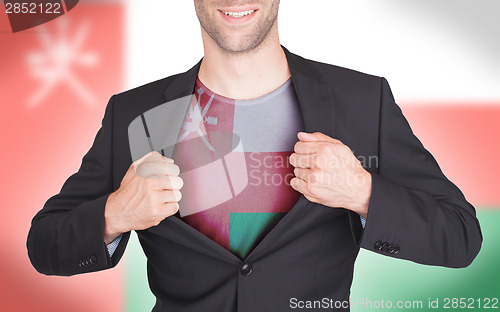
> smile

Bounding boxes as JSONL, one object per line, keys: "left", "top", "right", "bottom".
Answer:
{"left": 220, "top": 10, "right": 256, "bottom": 18}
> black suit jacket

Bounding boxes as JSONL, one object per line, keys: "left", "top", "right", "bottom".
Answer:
{"left": 27, "top": 47, "right": 482, "bottom": 312}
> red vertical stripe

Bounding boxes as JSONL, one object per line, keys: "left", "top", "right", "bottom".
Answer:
{"left": 402, "top": 103, "right": 500, "bottom": 206}
{"left": 0, "top": 2, "right": 124, "bottom": 311}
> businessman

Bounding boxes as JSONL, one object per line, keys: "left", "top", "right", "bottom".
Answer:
{"left": 28, "top": 1, "right": 482, "bottom": 311}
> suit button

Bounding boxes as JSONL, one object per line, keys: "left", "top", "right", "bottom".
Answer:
{"left": 240, "top": 263, "right": 253, "bottom": 276}
{"left": 387, "top": 244, "right": 395, "bottom": 254}
{"left": 381, "top": 242, "right": 388, "bottom": 252}
{"left": 80, "top": 259, "right": 87, "bottom": 268}
{"left": 89, "top": 256, "right": 97, "bottom": 265}
{"left": 374, "top": 241, "right": 383, "bottom": 251}
{"left": 393, "top": 245, "right": 400, "bottom": 254}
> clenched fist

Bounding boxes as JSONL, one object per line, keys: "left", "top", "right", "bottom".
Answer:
{"left": 104, "top": 151, "right": 184, "bottom": 244}
{"left": 289, "top": 132, "right": 372, "bottom": 218}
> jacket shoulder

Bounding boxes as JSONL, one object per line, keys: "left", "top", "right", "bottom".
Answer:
{"left": 291, "top": 52, "right": 382, "bottom": 87}
{"left": 109, "top": 70, "right": 195, "bottom": 124}
{"left": 114, "top": 73, "right": 181, "bottom": 103}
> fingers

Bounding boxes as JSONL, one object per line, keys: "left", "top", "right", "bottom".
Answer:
{"left": 289, "top": 153, "right": 316, "bottom": 169}
{"left": 297, "top": 132, "right": 342, "bottom": 144}
{"left": 159, "top": 176, "right": 184, "bottom": 190}
{"left": 141, "top": 175, "right": 183, "bottom": 193}
{"left": 135, "top": 160, "right": 180, "bottom": 178}
{"left": 294, "top": 141, "right": 334, "bottom": 154}
{"left": 294, "top": 139, "right": 343, "bottom": 156}
{"left": 290, "top": 177, "right": 317, "bottom": 202}
{"left": 293, "top": 167, "right": 312, "bottom": 182}
{"left": 294, "top": 167, "right": 325, "bottom": 186}
{"left": 290, "top": 176, "right": 306, "bottom": 192}
{"left": 158, "top": 189, "right": 182, "bottom": 203}
{"left": 294, "top": 141, "right": 316, "bottom": 154}
{"left": 162, "top": 202, "right": 180, "bottom": 216}
{"left": 133, "top": 151, "right": 161, "bottom": 166}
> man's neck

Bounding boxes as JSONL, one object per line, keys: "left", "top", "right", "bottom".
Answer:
{"left": 197, "top": 28, "right": 291, "bottom": 100}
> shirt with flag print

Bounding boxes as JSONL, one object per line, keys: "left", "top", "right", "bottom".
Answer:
{"left": 171, "top": 77, "right": 305, "bottom": 259}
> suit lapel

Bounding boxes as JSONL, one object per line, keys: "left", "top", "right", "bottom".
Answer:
{"left": 283, "top": 47, "right": 336, "bottom": 137}
{"left": 163, "top": 60, "right": 201, "bottom": 102}
{"left": 155, "top": 47, "right": 338, "bottom": 261}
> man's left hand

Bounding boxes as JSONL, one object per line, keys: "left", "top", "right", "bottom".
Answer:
{"left": 289, "top": 132, "right": 372, "bottom": 219}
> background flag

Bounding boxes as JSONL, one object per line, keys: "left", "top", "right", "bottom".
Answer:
{"left": 1, "top": 1, "right": 498, "bottom": 311}
{"left": 0, "top": 0, "right": 124, "bottom": 311}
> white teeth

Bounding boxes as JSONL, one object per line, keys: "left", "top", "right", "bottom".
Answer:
{"left": 222, "top": 10, "right": 255, "bottom": 18}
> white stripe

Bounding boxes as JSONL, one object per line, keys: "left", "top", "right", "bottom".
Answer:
{"left": 280, "top": 0, "right": 500, "bottom": 103}
{"left": 125, "top": 0, "right": 500, "bottom": 104}
{"left": 125, "top": 0, "right": 202, "bottom": 89}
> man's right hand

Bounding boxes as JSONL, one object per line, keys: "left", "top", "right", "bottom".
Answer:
{"left": 103, "top": 151, "right": 183, "bottom": 244}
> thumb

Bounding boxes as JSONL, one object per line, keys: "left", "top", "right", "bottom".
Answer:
{"left": 298, "top": 132, "right": 340, "bottom": 143}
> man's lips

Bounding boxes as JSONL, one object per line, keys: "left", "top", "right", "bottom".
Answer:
{"left": 218, "top": 8, "right": 258, "bottom": 24}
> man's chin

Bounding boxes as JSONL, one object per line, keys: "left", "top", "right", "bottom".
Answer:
{"left": 220, "top": 44, "right": 259, "bottom": 55}
{"left": 215, "top": 35, "right": 266, "bottom": 55}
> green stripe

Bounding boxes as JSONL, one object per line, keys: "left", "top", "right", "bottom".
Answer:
{"left": 230, "top": 212, "right": 285, "bottom": 259}
{"left": 125, "top": 232, "right": 155, "bottom": 312}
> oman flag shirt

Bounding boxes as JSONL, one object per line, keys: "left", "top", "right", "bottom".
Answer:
{"left": 172, "top": 77, "right": 305, "bottom": 259}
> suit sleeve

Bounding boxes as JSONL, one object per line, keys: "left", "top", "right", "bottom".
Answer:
{"left": 355, "top": 77, "right": 482, "bottom": 268}
{"left": 27, "top": 95, "right": 130, "bottom": 276}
